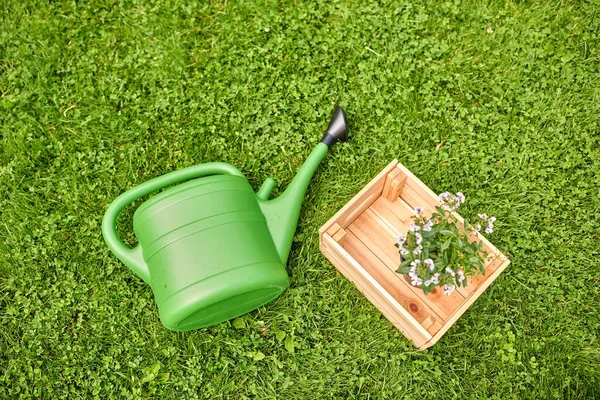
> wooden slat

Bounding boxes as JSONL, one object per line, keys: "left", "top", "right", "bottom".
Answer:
{"left": 401, "top": 182, "right": 438, "bottom": 212}
{"left": 385, "top": 172, "right": 407, "bottom": 202}
{"left": 319, "top": 160, "right": 398, "bottom": 237}
{"left": 371, "top": 197, "right": 413, "bottom": 226}
{"left": 348, "top": 208, "right": 465, "bottom": 321}
{"left": 326, "top": 223, "right": 341, "bottom": 237}
{"left": 337, "top": 191, "right": 381, "bottom": 230}
{"left": 342, "top": 231, "right": 443, "bottom": 335}
{"left": 381, "top": 168, "right": 401, "bottom": 200}
{"left": 332, "top": 227, "right": 347, "bottom": 245}
{"left": 419, "top": 256, "right": 511, "bottom": 350}
{"left": 370, "top": 198, "right": 410, "bottom": 234}
{"left": 421, "top": 315, "right": 443, "bottom": 333}
{"left": 347, "top": 210, "right": 399, "bottom": 269}
{"left": 322, "top": 234, "right": 432, "bottom": 347}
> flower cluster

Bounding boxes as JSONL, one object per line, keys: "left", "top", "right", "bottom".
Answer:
{"left": 474, "top": 213, "right": 496, "bottom": 234}
{"left": 407, "top": 259, "right": 422, "bottom": 286}
{"left": 395, "top": 192, "right": 496, "bottom": 296}
{"left": 439, "top": 191, "right": 465, "bottom": 212}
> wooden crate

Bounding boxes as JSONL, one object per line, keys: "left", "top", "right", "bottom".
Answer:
{"left": 319, "top": 160, "right": 510, "bottom": 349}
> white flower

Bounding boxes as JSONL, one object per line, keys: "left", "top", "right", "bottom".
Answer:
{"left": 397, "top": 234, "right": 406, "bottom": 245}
{"left": 413, "top": 245, "right": 423, "bottom": 255}
{"left": 409, "top": 267, "right": 422, "bottom": 286}
{"left": 415, "top": 232, "right": 423, "bottom": 245}
{"left": 410, "top": 259, "right": 421, "bottom": 268}
{"left": 415, "top": 206, "right": 424, "bottom": 215}
{"left": 439, "top": 192, "right": 459, "bottom": 211}
{"left": 489, "top": 216, "right": 496, "bottom": 223}
{"left": 485, "top": 225, "right": 494, "bottom": 234}
{"left": 411, "top": 277, "right": 423, "bottom": 286}
{"left": 445, "top": 267, "right": 455, "bottom": 277}
{"left": 473, "top": 224, "right": 481, "bottom": 234}
{"left": 409, "top": 222, "right": 420, "bottom": 232}
{"left": 457, "top": 270, "right": 465, "bottom": 283}
{"left": 456, "top": 192, "right": 465, "bottom": 203}
{"left": 409, "top": 260, "right": 420, "bottom": 273}
{"left": 444, "top": 284, "right": 456, "bottom": 296}
{"left": 425, "top": 260, "right": 435, "bottom": 270}
{"left": 423, "top": 220, "right": 434, "bottom": 232}
{"left": 431, "top": 273, "right": 440, "bottom": 284}
{"left": 477, "top": 213, "right": 488, "bottom": 221}
{"left": 424, "top": 279, "right": 431, "bottom": 287}
{"left": 400, "top": 247, "right": 409, "bottom": 256}
{"left": 424, "top": 258, "right": 435, "bottom": 271}
{"left": 409, "top": 261, "right": 420, "bottom": 277}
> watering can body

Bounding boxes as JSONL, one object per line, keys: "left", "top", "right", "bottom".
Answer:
{"left": 133, "top": 170, "right": 288, "bottom": 331}
{"left": 102, "top": 107, "right": 348, "bottom": 331}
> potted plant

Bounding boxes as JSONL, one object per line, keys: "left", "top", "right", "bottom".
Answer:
{"left": 395, "top": 192, "right": 496, "bottom": 296}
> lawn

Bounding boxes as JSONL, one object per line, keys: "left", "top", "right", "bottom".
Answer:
{"left": 1, "top": 0, "right": 599, "bottom": 398}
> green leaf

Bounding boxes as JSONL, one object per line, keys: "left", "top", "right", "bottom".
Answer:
{"left": 156, "top": 373, "right": 170, "bottom": 383}
{"left": 232, "top": 318, "right": 246, "bottom": 329}
{"left": 450, "top": 247, "right": 458, "bottom": 263}
{"left": 150, "top": 362, "right": 161, "bottom": 375}
{"left": 274, "top": 328, "right": 286, "bottom": 342}
{"left": 440, "top": 239, "right": 452, "bottom": 251}
{"left": 422, "top": 284, "right": 435, "bottom": 295}
{"left": 253, "top": 351, "right": 266, "bottom": 361}
{"left": 285, "top": 335, "right": 295, "bottom": 354}
{"left": 397, "top": 264, "right": 411, "bottom": 274}
{"left": 422, "top": 230, "right": 435, "bottom": 240}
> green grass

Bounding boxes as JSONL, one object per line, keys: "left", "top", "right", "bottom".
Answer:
{"left": 1, "top": 0, "right": 599, "bottom": 398}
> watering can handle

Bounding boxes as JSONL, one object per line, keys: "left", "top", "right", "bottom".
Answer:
{"left": 101, "top": 163, "right": 245, "bottom": 285}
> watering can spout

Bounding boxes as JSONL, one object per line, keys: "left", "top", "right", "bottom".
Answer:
{"left": 257, "top": 106, "right": 348, "bottom": 264}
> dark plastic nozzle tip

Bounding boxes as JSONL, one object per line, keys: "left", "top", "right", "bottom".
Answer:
{"left": 320, "top": 106, "right": 348, "bottom": 147}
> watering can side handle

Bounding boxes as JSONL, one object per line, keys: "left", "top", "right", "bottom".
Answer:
{"left": 101, "top": 162, "right": 245, "bottom": 285}
{"left": 102, "top": 208, "right": 150, "bottom": 284}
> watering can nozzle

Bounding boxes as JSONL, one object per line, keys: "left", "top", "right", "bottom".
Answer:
{"left": 320, "top": 106, "right": 348, "bottom": 147}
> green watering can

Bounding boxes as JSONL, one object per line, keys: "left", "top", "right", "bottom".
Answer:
{"left": 102, "top": 107, "right": 348, "bottom": 331}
